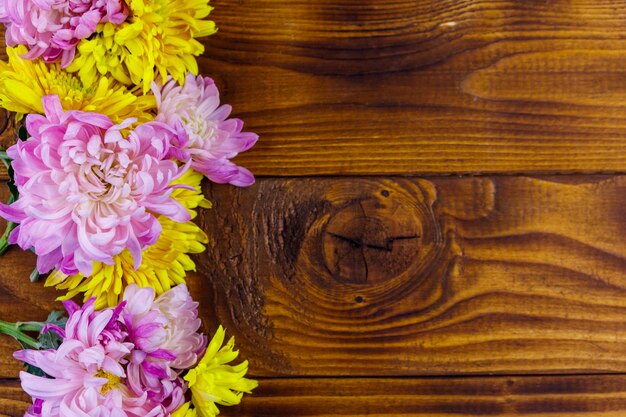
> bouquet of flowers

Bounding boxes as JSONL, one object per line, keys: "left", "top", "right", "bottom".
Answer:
{"left": 0, "top": 0, "right": 258, "bottom": 415}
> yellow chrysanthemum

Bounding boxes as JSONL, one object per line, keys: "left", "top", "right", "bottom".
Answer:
{"left": 172, "top": 402, "right": 197, "bottom": 417}
{"left": 184, "top": 326, "right": 258, "bottom": 417}
{"left": 0, "top": 46, "right": 155, "bottom": 123}
{"left": 67, "top": 0, "right": 217, "bottom": 93}
{"left": 45, "top": 169, "right": 210, "bottom": 309}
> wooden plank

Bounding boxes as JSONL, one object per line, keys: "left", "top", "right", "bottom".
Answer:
{"left": 7, "top": 375, "right": 626, "bottom": 416}
{"left": 226, "top": 375, "right": 626, "bottom": 417}
{"left": 0, "top": 186, "right": 63, "bottom": 378}
{"left": 5, "top": 2, "right": 626, "bottom": 176}
{"left": 3, "top": 175, "right": 626, "bottom": 378}
{"left": 196, "top": 0, "right": 626, "bottom": 175}
{"left": 195, "top": 175, "right": 626, "bottom": 376}
{"left": 0, "top": 380, "right": 28, "bottom": 417}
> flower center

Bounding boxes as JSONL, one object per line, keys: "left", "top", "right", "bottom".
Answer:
{"left": 184, "top": 113, "right": 217, "bottom": 146}
{"left": 46, "top": 70, "right": 92, "bottom": 109}
{"left": 95, "top": 370, "right": 122, "bottom": 395}
{"left": 77, "top": 150, "right": 132, "bottom": 206}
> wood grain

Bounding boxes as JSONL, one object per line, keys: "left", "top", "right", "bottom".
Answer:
{"left": 5, "top": 0, "right": 626, "bottom": 177}
{"left": 0, "top": 381, "right": 28, "bottom": 417}
{"left": 0, "top": 186, "right": 62, "bottom": 378}
{"left": 0, "top": 108, "right": 11, "bottom": 181}
{"left": 7, "top": 375, "right": 626, "bottom": 416}
{"left": 3, "top": 175, "right": 626, "bottom": 378}
{"left": 2, "top": 1, "right": 626, "bottom": 415}
{"left": 223, "top": 375, "right": 626, "bottom": 417}
{"left": 197, "top": 0, "right": 626, "bottom": 175}
{"left": 3, "top": 175, "right": 626, "bottom": 379}
{"left": 194, "top": 175, "right": 626, "bottom": 376}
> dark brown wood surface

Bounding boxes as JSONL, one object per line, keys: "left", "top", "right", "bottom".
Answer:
{"left": 6, "top": 375, "right": 626, "bottom": 417}
{"left": 3, "top": 175, "right": 626, "bottom": 414}
{"left": 201, "top": 0, "right": 626, "bottom": 176}
{"left": 6, "top": 0, "right": 626, "bottom": 176}
{"left": 198, "top": 176, "right": 626, "bottom": 377}
{"left": 3, "top": 0, "right": 626, "bottom": 416}
{"left": 218, "top": 375, "right": 626, "bottom": 416}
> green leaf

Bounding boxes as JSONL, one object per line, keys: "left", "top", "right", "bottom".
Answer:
{"left": 0, "top": 126, "right": 23, "bottom": 255}
{"left": 16, "top": 311, "right": 67, "bottom": 377}
{"left": 0, "top": 194, "right": 16, "bottom": 255}
{"left": 0, "top": 309, "right": 69, "bottom": 378}
{"left": 29, "top": 267, "right": 40, "bottom": 283}
{"left": 37, "top": 310, "right": 67, "bottom": 351}
{"left": 17, "top": 125, "right": 28, "bottom": 141}
{"left": 0, "top": 227, "right": 15, "bottom": 255}
{"left": 7, "top": 163, "right": 17, "bottom": 199}
{"left": 23, "top": 363, "right": 47, "bottom": 377}
{"left": 15, "top": 330, "right": 48, "bottom": 377}
{"left": 45, "top": 310, "right": 67, "bottom": 327}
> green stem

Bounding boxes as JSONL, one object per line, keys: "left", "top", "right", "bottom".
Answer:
{"left": 0, "top": 194, "right": 16, "bottom": 255}
{"left": 0, "top": 221, "right": 16, "bottom": 255}
{"left": 16, "top": 322, "right": 44, "bottom": 333}
{"left": 0, "top": 320, "right": 41, "bottom": 349}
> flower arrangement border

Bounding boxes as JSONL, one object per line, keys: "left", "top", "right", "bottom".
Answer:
{"left": 0, "top": 0, "right": 258, "bottom": 416}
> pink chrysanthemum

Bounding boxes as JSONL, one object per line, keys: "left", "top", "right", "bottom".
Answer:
{"left": 122, "top": 284, "right": 206, "bottom": 406}
{"left": 0, "top": 95, "right": 191, "bottom": 277}
{"left": 14, "top": 298, "right": 169, "bottom": 417}
{"left": 153, "top": 74, "right": 258, "bottom": 187}
{"left": 154, "top": 284, "right": 207, "bottom": 369}
{"left": 0, "top": 0, "right": 127, "bottom": 67}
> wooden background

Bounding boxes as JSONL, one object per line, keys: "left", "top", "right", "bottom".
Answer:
{"left": 3, "top": 0, "right": 626, "bottom": 415}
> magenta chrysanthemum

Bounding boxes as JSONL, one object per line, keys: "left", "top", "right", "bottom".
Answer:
{"left": 0, "top": 0, "right": 127, "bottom": 67}
{"left": 123, "top": 284, "right": 206, "bottom": 405}
{"left": 153, "top": 74, "right": 258, "bottom": 187}
{"left": 14, "top": 298, "right": 166, "bottom": 417}
{"left": 0, "top": 95, "right": 191, "bottom": 277}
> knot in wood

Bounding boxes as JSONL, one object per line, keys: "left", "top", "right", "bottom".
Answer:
{"left": 323, "top": 192, "right": 425, "bottom": 284}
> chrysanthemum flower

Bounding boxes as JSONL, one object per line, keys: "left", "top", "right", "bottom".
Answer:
{"left": 122, "top": 284, "right": 206, "bottom": 409}
{"left": 172, "top": 402, "right": 197, "bottom": 417}
{"left": 153, "top": 284, "right": 207, "bottom": 369}
{"left": 0, "top": 95, "right": 191, "bottom": 277}
{"left": 184, "top": 326, "right": 257, "bottom": 417}
{"left": 67, "top": 0, "right": 217, "bottom": 92}
{"left": 154, "top": 74, "right": 258, "bottom": 187}
{"left": 45, "top": 169, "right": 210, "bottom": 309}
{"left": 0, "top": 46, "right": 155, "bottom": 123}
{"left": 0, "top": 0, "right": 128, "bottom": 67}
{"left": 14, "top": 298, "right": 171, "bottom": 417}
